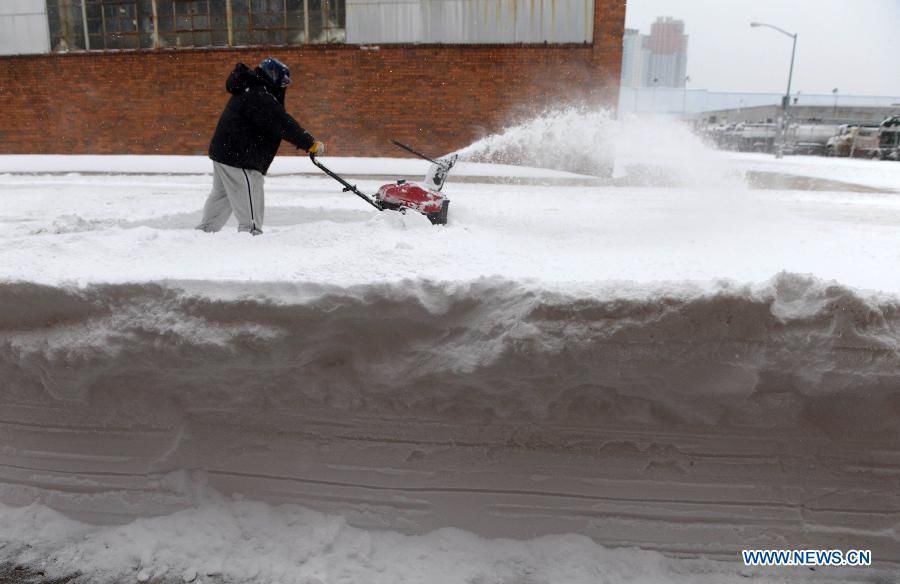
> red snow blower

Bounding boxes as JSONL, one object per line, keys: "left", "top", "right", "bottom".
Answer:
{"left": 310, "top": 140, "right": 457, "bottom": 225}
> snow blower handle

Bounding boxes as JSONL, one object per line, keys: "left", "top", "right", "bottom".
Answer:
{"left": 309, "top": 153, "right": 382, "bottom": 211}
{"left": 390, "top": 139, "right": 444, "bottom": 166}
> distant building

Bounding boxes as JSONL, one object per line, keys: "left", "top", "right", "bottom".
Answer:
{"left": 621, "top": 28, "right": 644, "bottom": 88}
{"left": 642, "top": 17, "right": 688, "bottom": 88}
{"left": 621, "top": 17, "right": 689, "bottom": 89}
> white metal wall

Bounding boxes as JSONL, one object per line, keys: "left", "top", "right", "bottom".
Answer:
{"left": 618, "top": 87, "right": 900, "bottom": 115}
{"left": 0, "top": 0, "right": 50, "bottom": 55}
{"left": 346, "top": 0, "right": 593, "bottom": 44}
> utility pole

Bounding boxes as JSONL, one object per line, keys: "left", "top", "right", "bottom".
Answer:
{"left": 750, "top": 22, "right": 798, "bottom": 159}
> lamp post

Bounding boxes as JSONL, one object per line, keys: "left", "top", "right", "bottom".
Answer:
{"left": 750, "top": 21, "right": 797, "bottom": 159}
{"left": 832, "top": 87, "right": 839, "bottom": 118}
{"left": 682, "top": 75, "right": 691, "bottom": 115}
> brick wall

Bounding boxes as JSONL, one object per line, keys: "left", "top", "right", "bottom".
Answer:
{"left": 0, "top": 0, "right": 624, "bottom": 157}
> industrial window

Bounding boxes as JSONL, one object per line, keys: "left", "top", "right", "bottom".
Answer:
{"left": 171, "top": 0, "right": 214, "bottom": 47}
{"left": 46, "top": 0, "right": 345, "bottom": 50}
{"left": 84, "top": 0, "right": 155, "bottom": 50}
{"left": 47, "top": 0, "right": 88, "bottom": 51}
{"left": 155, "top": 0, "right": 228, "bottom": 47}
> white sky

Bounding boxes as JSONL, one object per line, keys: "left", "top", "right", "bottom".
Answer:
{"left": 624, "top": 0, "right": 900, "bottom": 97}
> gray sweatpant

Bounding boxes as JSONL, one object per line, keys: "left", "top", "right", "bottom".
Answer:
{"left": 196, "top": 161, "right": 265, "bottom": 234}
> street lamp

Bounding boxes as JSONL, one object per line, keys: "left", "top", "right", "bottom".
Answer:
{"left": 682, "top": 75, "right": 691, "bottom": 115}
{"left": 750, "top": 21, "right": 798, "bottom": 159}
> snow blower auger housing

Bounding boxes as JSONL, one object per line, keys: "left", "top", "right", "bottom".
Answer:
{"left": 309, "top": 140, "right": 456, "bottom": 225}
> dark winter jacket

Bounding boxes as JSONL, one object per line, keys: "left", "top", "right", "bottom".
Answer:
{"left": 208, "top": 63, "right": 316, "bottom": 175}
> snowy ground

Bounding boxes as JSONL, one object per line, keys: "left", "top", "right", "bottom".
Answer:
{"left": 1, "top": 146, "right": 900, "bottom": 583}
{"left": 729, "top": 152, "right": 900, "bottom": 193}
{"left": 0, "top": 156, "right": 899, "bottom": 291}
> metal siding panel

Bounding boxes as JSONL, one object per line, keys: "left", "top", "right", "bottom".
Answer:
{"left": 0, "top": 13, "right": 50, "bottom": 54}
{"left": 0, "top": 20, "right": 15, "bottom": 52}
{"left": 347, "top": 0, "right": 423, "bottom": 43}
{"left": 1, "top": 0, "right": 21, "bottom": 16}
{"left": 437, "top": 0, "right": 520, "bottom": 43}
{"left": 27, "top": 14, "right": 50, "bottom": 51}
{"left": 0, "top": 0, "right": 47, "bottom": 17}
{"left": 347, "top": 0, "right": 591, "bottom": 44}
{"left": 541, "top": 0, "right": 553, "bottom": 42}
{"left": 554, "top": 0, "right": 584, "bottom": 42}
{"left": 422, "top": 0, "right": 463, "bottom": 43}
{"left": 514, "top": 0, "right": 535, "bottom": 42}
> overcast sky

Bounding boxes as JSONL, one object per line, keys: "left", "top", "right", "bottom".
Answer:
{"left": 625, "top": 0, "right": 900, "bottom": 97}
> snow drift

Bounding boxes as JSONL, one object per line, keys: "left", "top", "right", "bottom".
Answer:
{"left": 4, "top": 274, "right": 900, "bottom": 426}
{"left": 0, "top": 274, "right": 900, "bottom": 420}
{"left": 2, "top": 274, "right": 900, "bottom": 568}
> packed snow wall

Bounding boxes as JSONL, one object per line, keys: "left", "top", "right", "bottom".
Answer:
{"left": 3, "top": 274, "right": 900, "bottom": 562}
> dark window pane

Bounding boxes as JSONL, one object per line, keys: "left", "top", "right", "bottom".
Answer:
{"left": 211, "top": 28, "right": 229, "bottom": 45}
{"left": 48, "top": 0, "right": 88, "bottom": 51}
{"left": 75, "top": 0, "right": 344, "bottom": 49}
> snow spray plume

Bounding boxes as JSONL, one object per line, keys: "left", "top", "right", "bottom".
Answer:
{"left": 457, "top": 106, "right": 745, "bottom": 190}
{"left": 456, "top": 106, "right": 617, "bottom": 176}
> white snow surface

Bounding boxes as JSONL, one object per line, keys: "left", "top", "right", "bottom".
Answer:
{"left": 0, "top": 157, "right": 899, "bottom": 293}
{"left": 729, "top": 152, "right": 900, "bottom": 192}
{"left": 0, "top": 493, "right": 849, "bottom": 584}
{"left": 0, "top": 155, "right": 592, "bottom": 179}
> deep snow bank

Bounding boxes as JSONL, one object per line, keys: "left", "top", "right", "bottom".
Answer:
{"left": 2, "top": 273, "right": 900, "bottom": 578}
{"left": 3, "top": 273, "right": 899, "bottom": 428}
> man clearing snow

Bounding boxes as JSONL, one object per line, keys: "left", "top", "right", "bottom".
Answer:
{"left": 197, "top": 57, "right": 324, "bottom": 235}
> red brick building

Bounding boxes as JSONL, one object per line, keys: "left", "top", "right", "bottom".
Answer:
{"left": 0, "top": 0, "right": 625, "bottom": 157}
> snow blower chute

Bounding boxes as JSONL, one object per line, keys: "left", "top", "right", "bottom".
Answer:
{"left": 309, "top": 140, "right": 457, "bottom": 225}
